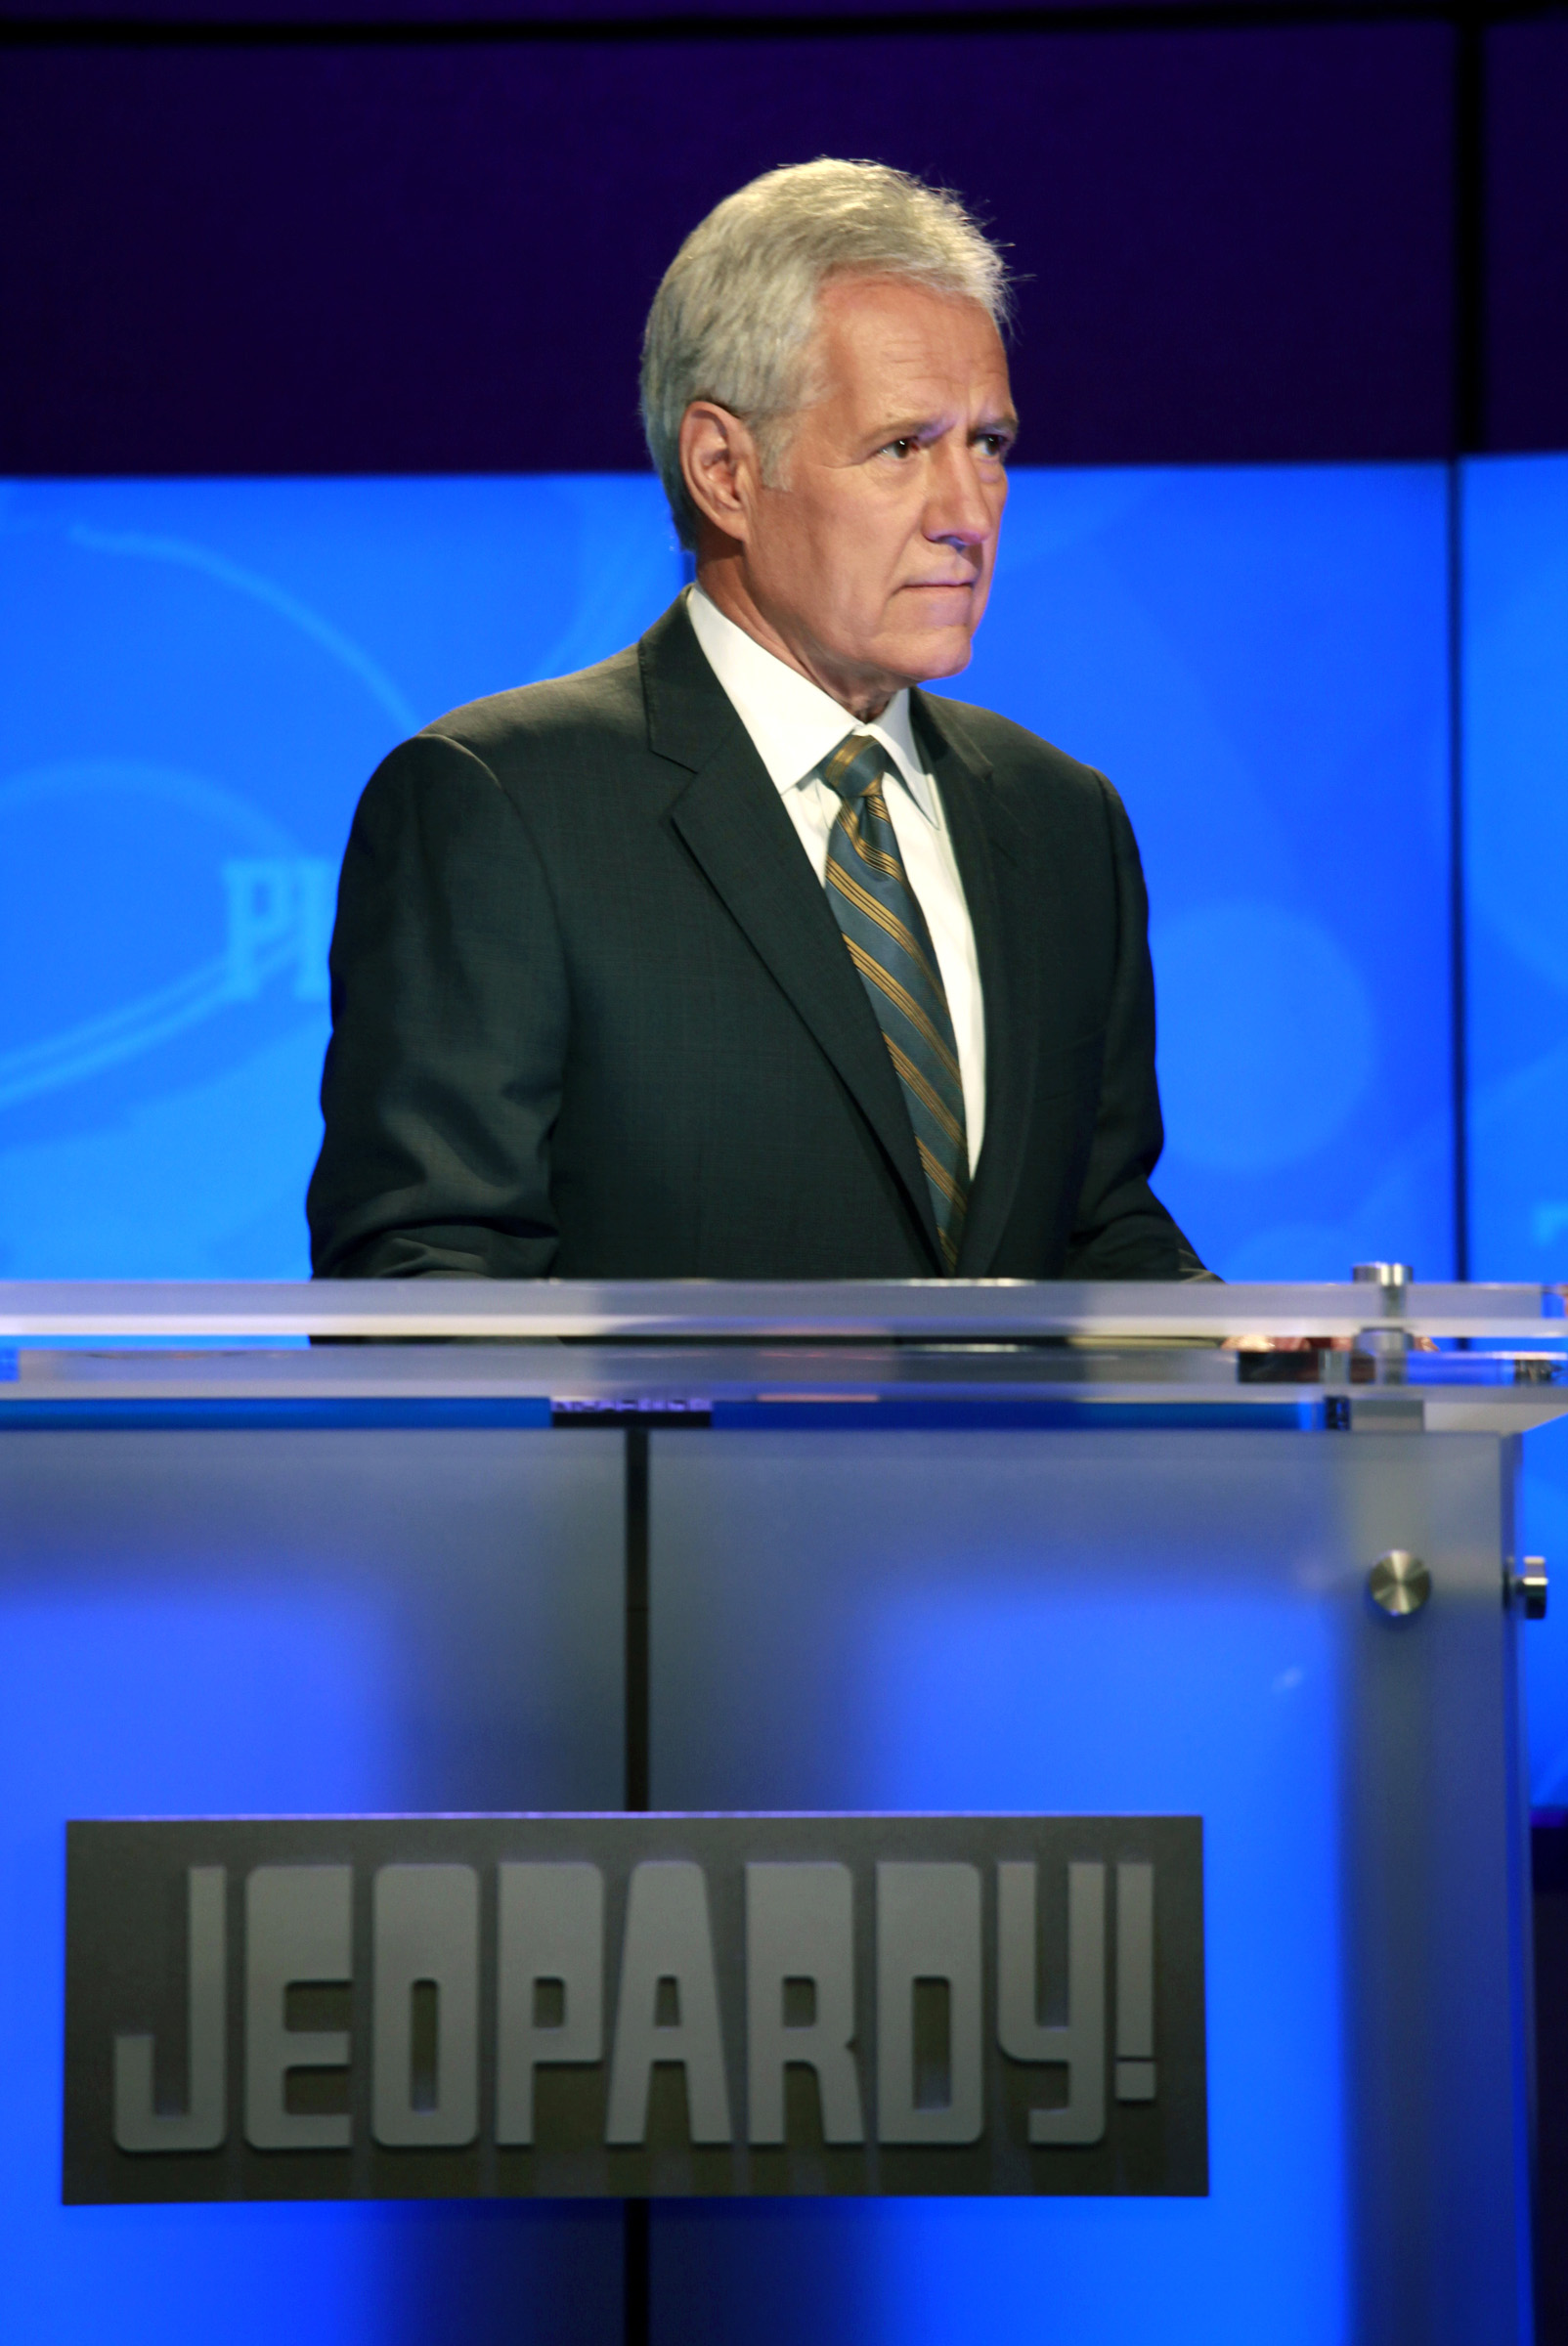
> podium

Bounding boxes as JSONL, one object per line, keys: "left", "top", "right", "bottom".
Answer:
{"left": 2, "top": 1278, "right": 1563, "bottom": 2346}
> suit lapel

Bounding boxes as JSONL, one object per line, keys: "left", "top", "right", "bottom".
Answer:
{"left": 914, "top": 691, "right": 1036, "bottom": 1277}
{"left": 641, "top": 602, "right": 943, "bottom": 1267}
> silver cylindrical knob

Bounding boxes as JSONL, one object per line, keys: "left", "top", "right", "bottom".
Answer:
{"left": 1354, "top": 1264, "right": 1415, "bottom": 1332}
{"left": 1507, "top": 1558, "right": 1549, "bottom": 1621}
{"left": 1369, "top": 1549, "right": 1431, "bottom": 1617}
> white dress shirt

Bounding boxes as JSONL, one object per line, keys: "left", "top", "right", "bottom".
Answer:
{"left": 684, "top": 585, "right": 986, "bottom": 1171}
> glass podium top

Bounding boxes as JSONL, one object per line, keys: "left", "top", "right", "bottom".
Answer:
{"left": 0, "top": 1276, "right": 1563, "bottom": 1342}
{"left": 0, "top": 1281, "right": 1563, "bottom": 1433}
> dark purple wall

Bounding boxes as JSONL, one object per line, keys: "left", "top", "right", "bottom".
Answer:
{"left": 0, "top": 0, "right": 1281, "bottom": 21}
{"left": 1487, "top": 21, "right": 1568, "bottom": 456}
{"left": 1, "top": 7, "right": 1563, "bottom": 476}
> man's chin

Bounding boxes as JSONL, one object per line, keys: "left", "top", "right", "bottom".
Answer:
{"left": 893, "top": 628, "right": 978, "bottom": 687}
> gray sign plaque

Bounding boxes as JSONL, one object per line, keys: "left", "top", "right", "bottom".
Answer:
{"left": 65, "top": 1813, "right": 1205, "bottom": 2201}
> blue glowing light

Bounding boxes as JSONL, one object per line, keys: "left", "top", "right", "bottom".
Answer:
{"left": 1463, "top": 453, "right": 1568, "bottom": 1800}
{"left": 0, "top": 475, "right": 683, "bottom": 1278}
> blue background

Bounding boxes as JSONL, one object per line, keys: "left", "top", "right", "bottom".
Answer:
{"left": 0, "top": 462, "right": 1458, "bottom": 1284}
{"left": 1464, "top": 454, "right": 1568, "bottom": 1803}
{"left": 0, "top": 456, "right": 1561, "bottom": 1777}
{"left": 1, "top": 458, "right": 1563, "bottom": 2343}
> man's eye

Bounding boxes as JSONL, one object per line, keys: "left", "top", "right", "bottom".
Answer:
{"left": 884, "top": 438, "right": 918, "bottom": 460}
{"left": 978, "top": 433, "right": 1010, "bottom": 460}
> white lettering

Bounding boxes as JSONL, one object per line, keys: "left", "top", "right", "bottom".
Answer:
{"left": 606, "top": 1861, "right": 732, "bottom": 2145}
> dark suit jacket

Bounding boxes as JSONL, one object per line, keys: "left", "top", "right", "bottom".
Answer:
{"left": 308, "top": 596, "right": 1203, "bottom": 1282}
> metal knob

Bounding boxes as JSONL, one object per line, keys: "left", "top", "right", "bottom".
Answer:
{"left": 1507, "top": 1558, "right": 1549, "bottom": 1621}
{"left": 1353, "top": 1264, "right": 1416, "bottom": 1379}
{"left": 1368, "top": 1549, "right": 1431, "bottom": 1617}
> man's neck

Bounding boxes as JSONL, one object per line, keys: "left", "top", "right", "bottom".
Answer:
{"left": 693, "top": 563, "right": 893, "bottom": 722}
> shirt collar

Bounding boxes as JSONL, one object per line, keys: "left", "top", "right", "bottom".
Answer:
{"left": 686, "top": 585, "right": 938, "bottom": 824}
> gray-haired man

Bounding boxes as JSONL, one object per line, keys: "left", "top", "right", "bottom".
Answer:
{"left": 309, "top": 161, "right": 1205, "bottom": 1283}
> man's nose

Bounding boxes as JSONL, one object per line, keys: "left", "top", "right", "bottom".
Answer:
{"left": 923, "top": 445, "right": 994, "bottom": 548}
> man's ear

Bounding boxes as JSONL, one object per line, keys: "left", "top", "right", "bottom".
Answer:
{"left": 678, "top": 402, "right": 761, "bottom": 543}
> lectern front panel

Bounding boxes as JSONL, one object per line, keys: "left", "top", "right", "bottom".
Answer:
{"left": 0, "top": 1419, "right": 626, "bottom": 2346}
{"left": 649, "top": 1424, "right": 1527, "bottom": 2346}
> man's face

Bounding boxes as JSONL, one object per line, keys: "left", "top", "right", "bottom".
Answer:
{"left": 693, "top": 276, "right": 1017, "bottom": 714}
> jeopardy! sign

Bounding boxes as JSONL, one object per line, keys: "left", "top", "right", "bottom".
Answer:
{"left": 65, "top": 1815, "right": 1205, "bottom": 2201}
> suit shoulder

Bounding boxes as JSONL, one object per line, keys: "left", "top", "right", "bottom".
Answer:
{"left": 418, "top": 641, "right": 646, "bottom": 775}
{"left": 927, "top": 692, "right": 1111, "bottom": 799}
{"left": 925, "top": 695, "right": 1132, "bottom": 862}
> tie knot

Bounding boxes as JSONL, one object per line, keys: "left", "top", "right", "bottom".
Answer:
{"left": 820, "top": 732, "right": 892, "bottom": 806}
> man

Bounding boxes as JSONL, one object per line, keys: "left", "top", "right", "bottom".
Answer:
{"left": 308, "top": 159, "right": 1204, "bottom": 1282}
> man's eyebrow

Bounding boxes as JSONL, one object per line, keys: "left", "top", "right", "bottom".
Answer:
{"left": 867, "top": 413, "right": 942, "bottom": 444}
{"left": 866, "top": 409, "right": 1021, "bottom": 447}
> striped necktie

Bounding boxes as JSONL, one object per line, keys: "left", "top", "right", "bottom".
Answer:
{"left": 820, "top": 731, "right": 970, "bottom": 1273}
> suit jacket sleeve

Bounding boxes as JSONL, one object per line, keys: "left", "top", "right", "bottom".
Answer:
{"left": 307, "top": 730, "right": 567, "bottom": 1280}
{"left": 1061, "top": 774, "right": 1209, "bottom": 1281}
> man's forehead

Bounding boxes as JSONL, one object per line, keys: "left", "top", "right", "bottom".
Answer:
{"left": 819, "top": 280, "right": 1001, "bottom": 351}
{"left": 812, "top": 282, "right": 1012, "bottom": 412}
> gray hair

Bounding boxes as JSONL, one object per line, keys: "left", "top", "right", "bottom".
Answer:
{"left": 640, "top": 159, "right": 1010, "bottom": 548}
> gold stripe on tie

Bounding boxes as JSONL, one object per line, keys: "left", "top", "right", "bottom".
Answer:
{"left": 826, "top": 860, "right": 945, "bottom": 997}
{"left": 886, "top": 1038, "right": 967, "bottom": 1151}
{"left": 841, "top": 938, "right": 965, "bottom": 1083}
{"left": 821, "top": 735, "right": 874, "bottom": 794}
{"left": 838, "top": 801, "right": 906, "bottom": 882}
{"left": 918, "top": 1137, "right": 970, "bottom": 1216}
{"left": 831, "top": 802, "right": 905, "bottom": 882}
